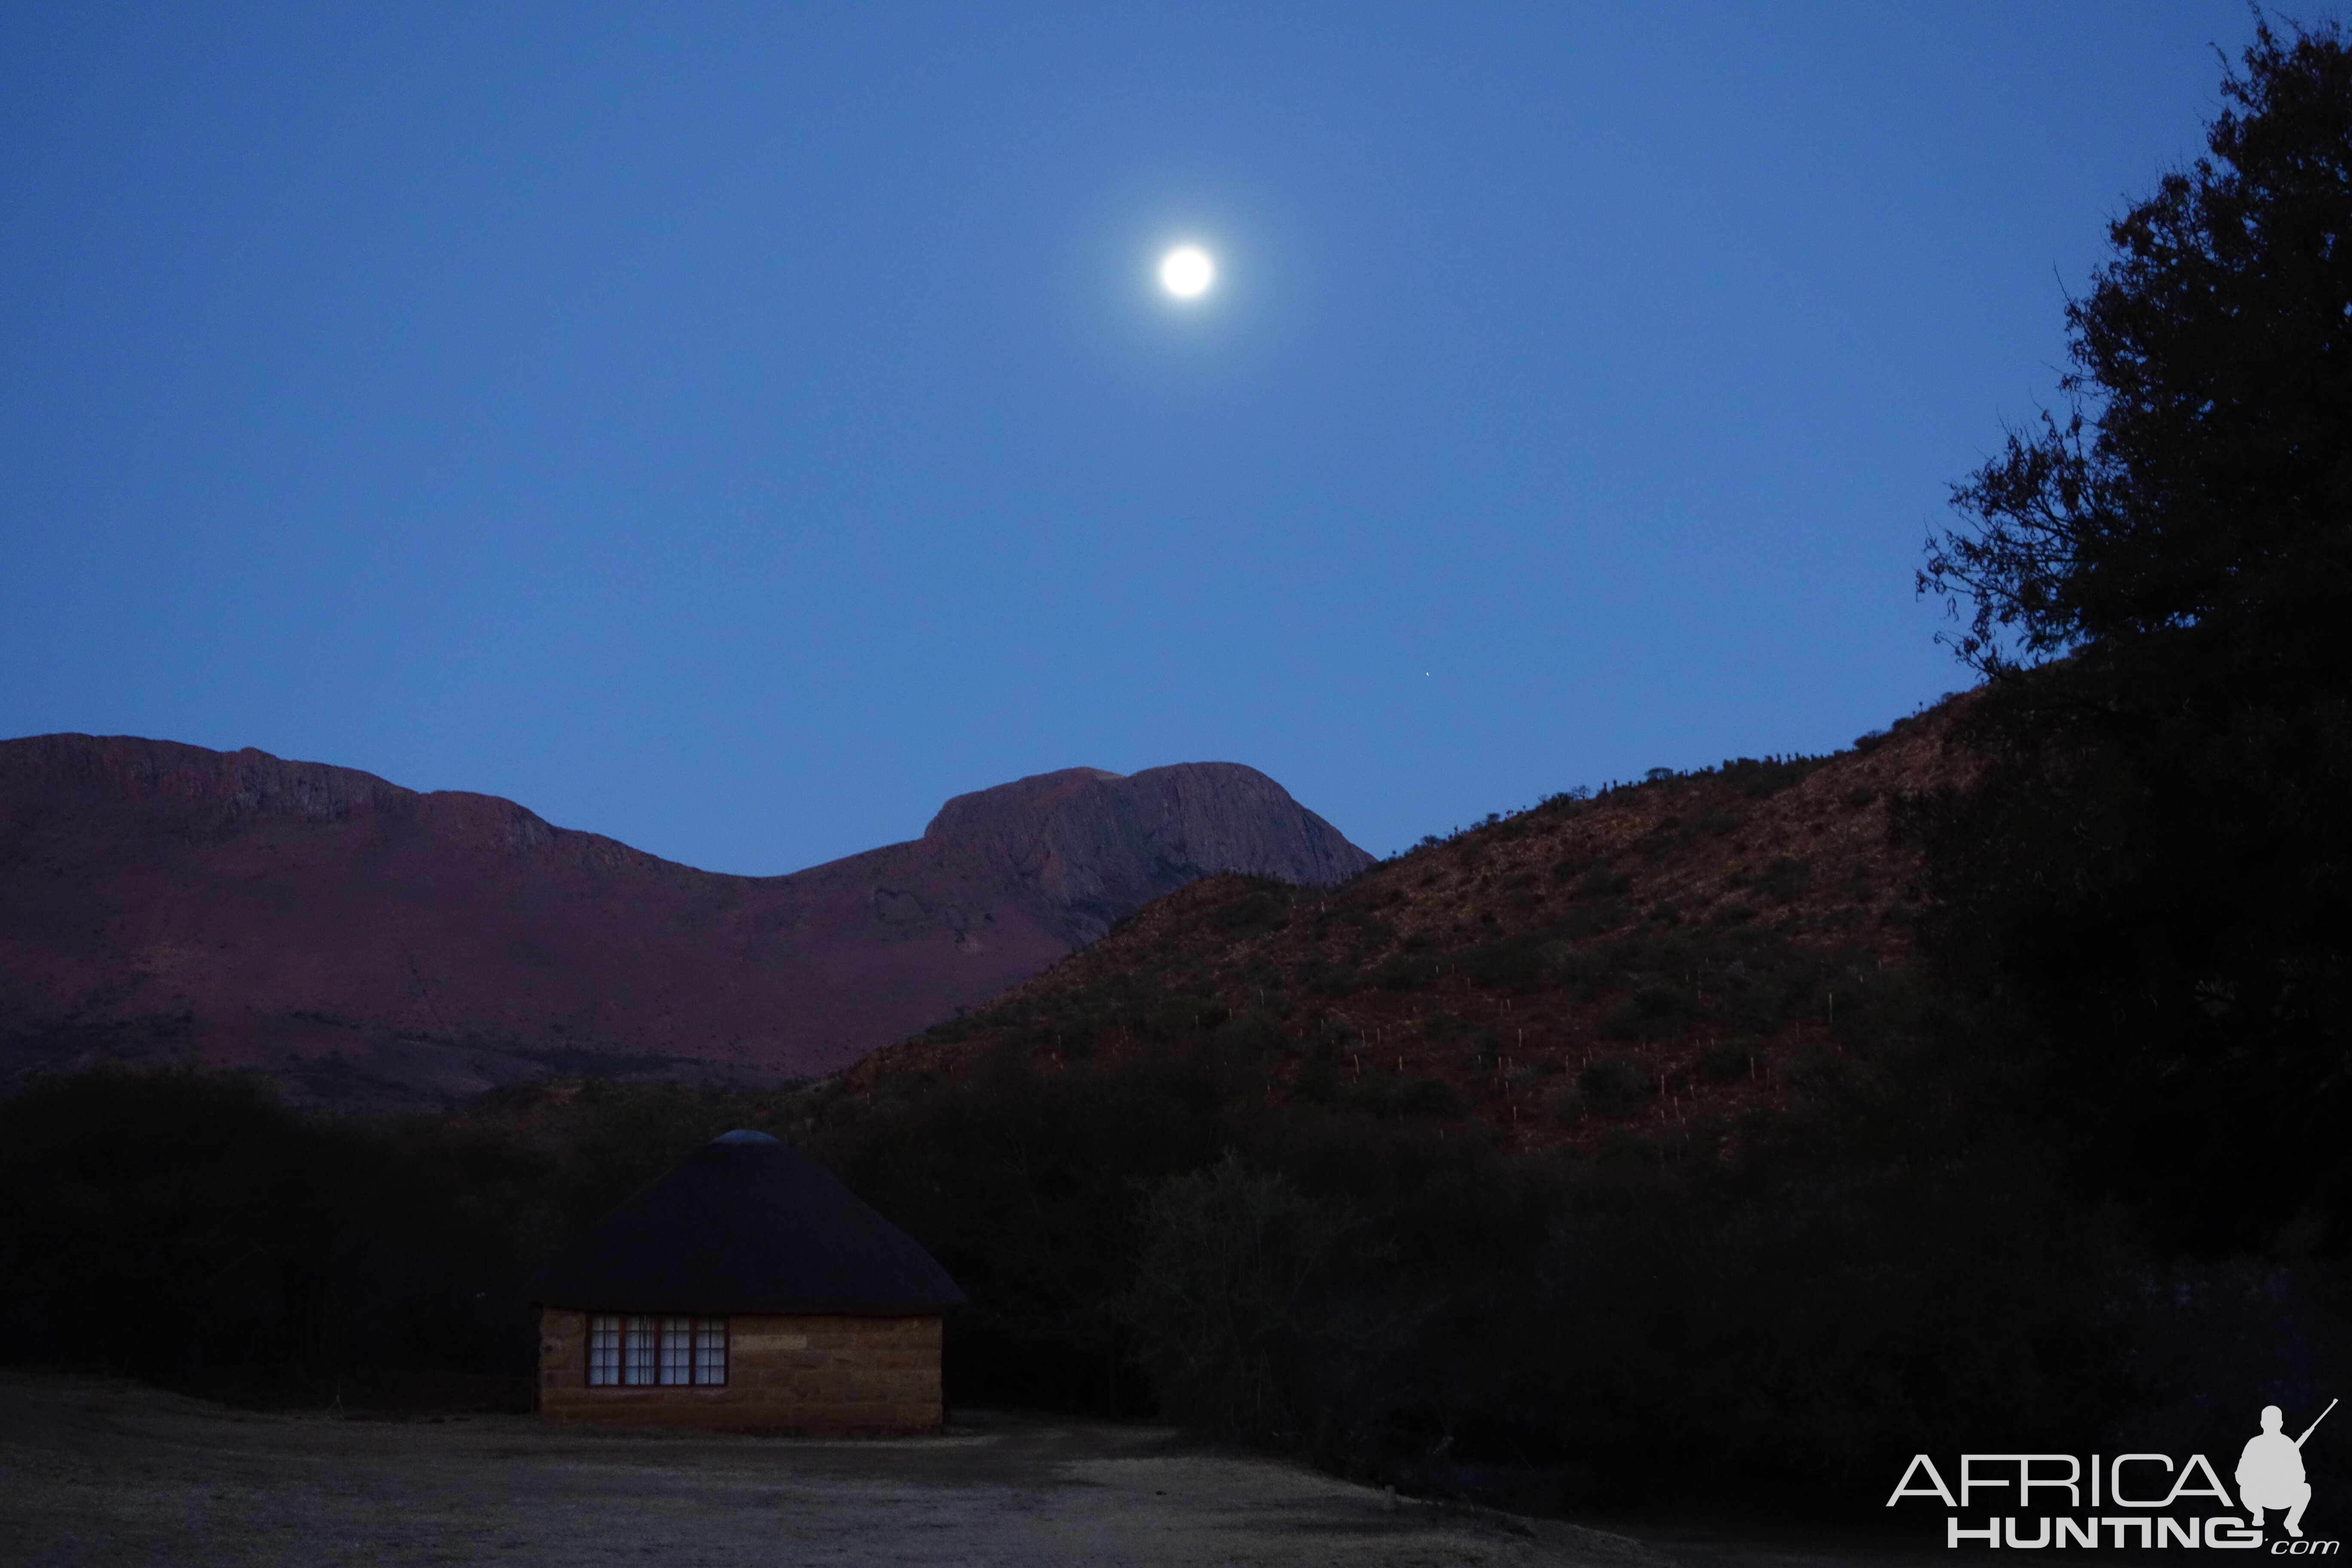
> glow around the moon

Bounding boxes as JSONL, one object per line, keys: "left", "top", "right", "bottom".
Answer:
{"left": 1158, "top": 245, "right": 1215, "bottom": 299}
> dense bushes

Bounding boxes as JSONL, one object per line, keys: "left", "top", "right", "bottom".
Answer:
{"left": 4, "top": 1019, "right": 2343, "bottom": 1508}
{"left": 1123, "top": 1153, "right": 1336, "bottom": 1436}
{"left": 0, "top": 1072, "right": 530, "bottom": 1382}
{"left": 0, "top": 1071, "right": 778, "bottom": 1396}
{"left": 803, "top": 1011, "right": 2350, "bottom": 1508}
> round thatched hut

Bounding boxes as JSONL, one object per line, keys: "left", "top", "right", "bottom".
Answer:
{"left": 525, "top": 1130, "right": 963, "bottom": 1432}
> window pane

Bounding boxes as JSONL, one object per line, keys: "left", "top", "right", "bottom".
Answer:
{"left": 588, "top": 1314, "right": 620, "bottom": 1387}
{"left": 622, "top": 1314, "right": 656, "bottom": 1385}
{"left": 695, "top": 1318, "right": 726, "bottom": 1386}
{"left": 658, "top": 1317, "right": 692, "bottom": 1386}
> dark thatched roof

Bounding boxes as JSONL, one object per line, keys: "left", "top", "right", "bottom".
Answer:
{"left": 524, "top": 1131, "right": 965, "bottom": 1315}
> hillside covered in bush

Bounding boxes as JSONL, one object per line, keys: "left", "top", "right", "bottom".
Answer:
{"left": 821, "top": 708, "right": 1946, "bottom": 1155}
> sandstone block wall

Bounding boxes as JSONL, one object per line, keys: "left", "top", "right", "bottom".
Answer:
{"left": 536, "top": 1309, "right": 943, "bottom": 1433}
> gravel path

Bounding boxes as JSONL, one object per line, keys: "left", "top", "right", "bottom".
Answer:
{"left": 0, "top": 1372, "right": 1669, "bottom": 1568}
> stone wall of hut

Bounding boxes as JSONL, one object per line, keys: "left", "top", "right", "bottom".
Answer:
{"left": 536, "top": 1309, "right": 944, "bottom": 1433}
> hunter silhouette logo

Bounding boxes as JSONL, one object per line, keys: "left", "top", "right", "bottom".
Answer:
{"left": 1887, "top": 1399, "right": 2337, "bottom": 1551}
{"left": 2242, "top": 1400, "right": 2333, "bottom": 1539}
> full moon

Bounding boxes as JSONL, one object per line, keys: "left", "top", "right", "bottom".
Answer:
{"left": 1158, "top": 245, "right": 1215, "bottom": 299}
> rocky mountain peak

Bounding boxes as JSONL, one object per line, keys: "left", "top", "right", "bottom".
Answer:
{"left": 922, "top": 762, "right": 1375, "bottom": 940}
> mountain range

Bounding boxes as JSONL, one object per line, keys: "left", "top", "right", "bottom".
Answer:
{"left": 0, "top": 735, "right": 1371, "bottom": 1109}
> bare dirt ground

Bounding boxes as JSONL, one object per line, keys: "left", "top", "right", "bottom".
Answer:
{"left": 0, "top": 1373, "right": 1941, "bottom": 1568}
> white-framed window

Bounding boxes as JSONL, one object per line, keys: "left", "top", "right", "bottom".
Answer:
{"left": 658, "top": 1318, "right": 693, "bottom": 1384}
{"left": 587, "top": 1314, "right": 727, "bottom": 1386}
{"left": 588, "top": 1314, "right": 621, "bottom": 1385}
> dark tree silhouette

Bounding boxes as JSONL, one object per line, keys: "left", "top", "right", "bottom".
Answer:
{"left": 1913, "top": 20, "right": 2352, "bottom": 1249}
{"left": 1923, "top": 19, "right": 2352, "bottom": 674}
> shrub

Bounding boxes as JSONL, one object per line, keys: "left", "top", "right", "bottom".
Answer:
{"left": 1695, "top": 1039, "right": 1757, "bottom": 1082}
{"left": 1123, "top": 1154, "right": 1333, "bottom": 1438}
{"left": 1577, "top": 1054, "right": 1653, "bottom": 1110}
{"left": 1458, "top": 938, "right": 1544, "bottom": 988}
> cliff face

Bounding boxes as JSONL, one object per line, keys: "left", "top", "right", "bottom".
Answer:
{"left": 0, "top": 736, "right": 1372, "bottom": 1110}
{"left": 924, "top": 762, "right": 1374, "bottom": 942}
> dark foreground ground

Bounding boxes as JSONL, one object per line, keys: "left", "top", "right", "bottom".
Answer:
{"left": 0, "top": 1372, "right": 1962, "bottom": 1568}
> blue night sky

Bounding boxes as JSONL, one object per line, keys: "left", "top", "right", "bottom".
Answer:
{"left": 0, "top": 3, "right": 2291, "bottom": 873}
